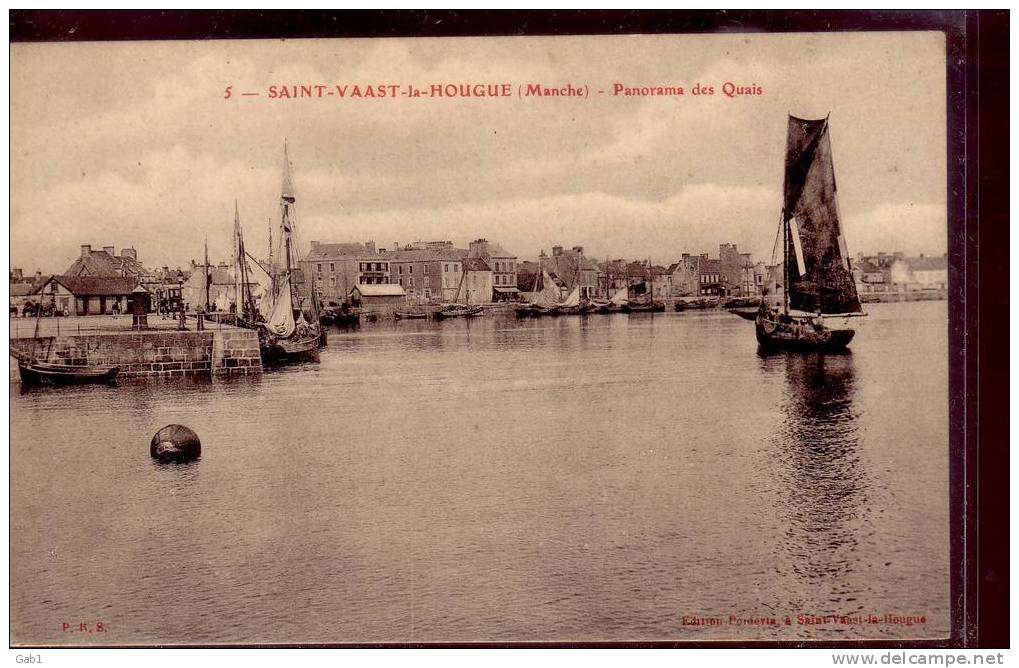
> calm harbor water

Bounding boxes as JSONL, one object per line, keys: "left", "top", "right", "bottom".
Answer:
{"left": 10, "top": 301, "right": 950, "bottom": 644}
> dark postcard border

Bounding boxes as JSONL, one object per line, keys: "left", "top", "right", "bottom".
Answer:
{"left": 7, "top": 9, "right": 1006, "bottom": 650}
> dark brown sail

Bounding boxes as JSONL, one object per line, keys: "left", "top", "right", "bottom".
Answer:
{"left": 783, "top": 115, "right": 862, "bottom": 314}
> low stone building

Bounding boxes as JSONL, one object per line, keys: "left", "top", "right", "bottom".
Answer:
{"left": 348, "top": 283, "right": 407, "bottom": 310}
{"left": 37, "top": 275, "right": 146, "bottom": 315}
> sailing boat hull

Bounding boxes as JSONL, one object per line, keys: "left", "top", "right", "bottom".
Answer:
{"left": 755, "top": 309, "right": 856, "bottom": 352}
{"left": 262, "top": 334, "right": 321, "bottom": 364}
{"left": 18, "top": 359, "right": 120, "bottom": 386}
{"left": 435, "top": 305, "right": 484, "bottom": 319}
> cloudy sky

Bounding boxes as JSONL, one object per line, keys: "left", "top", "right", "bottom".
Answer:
{"left": 11, "top": 31, "right": 947, "bottom": 273}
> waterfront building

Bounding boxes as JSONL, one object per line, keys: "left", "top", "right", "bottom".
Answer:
{"left": 65, "top": 244, "right": 146, "bottom": 278}
{"left": 698, "top": 258, "right": 722, "bottom": 296}
{"left": 853, "top": 252, "right": 947, "bottom": 295}
{"left": 651, "top": 265, "right": 672, "bottom": 300}
{"left": 302, "top": 241, "right": 389, "bottom": 306}
{"left": 10, "top": 281, "right": 40, "bottom": 315}
{"left": 668, "top": 253, "right": 722, "bottom": 298}
{"left": 599, "top": 259, "right": 629, "bottom": 298}
{"left": 469, "top": 238, "right": 519, "bottom": 301}
{"left": 458, "top": 257, "right": 494, "bottom": 304}
{"left": 348, "top": 283, "right": 407, "bottom": 309}
{"left": 388, "top": 247, "right": 466, "bottom": 303}
{"left": 890, "top": 254, "right": 948, "bottom": 290}
{"left": 36, "top": 275, "right": 145, "bottom": 315}
{"left": 540, "top": 246, "right": 601, "bottom": 299}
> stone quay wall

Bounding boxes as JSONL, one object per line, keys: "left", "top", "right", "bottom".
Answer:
{"left": 10, "top": 328, "right": 262, "bottom": 379}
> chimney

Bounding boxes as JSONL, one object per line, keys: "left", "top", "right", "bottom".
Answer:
{"left": 552, "top": 246, "right": 563, "bottom": 257}
{"left": 310, "top": 241, "right": 320, "bottom": 250}
{"left": 80, "top": 244, "right": 92, "bottom": 257}
{"left": 572, "top": 246, "right": 584, "bottom": 255}
{"left": 120, "top": 247, "right": 137, "bottom": 261}
{"left": 103, "top": 245, "right": 115, "bottom": 256}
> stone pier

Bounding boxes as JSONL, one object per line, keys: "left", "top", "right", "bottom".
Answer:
{"left": 9, "top": 318, "right": 262, "bottom": 380}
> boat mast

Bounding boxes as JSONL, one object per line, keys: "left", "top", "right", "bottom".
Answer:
{"left": 204, "top": 236, "right": 210, "bottom": 312}
{"left": 647, "top": 258, "right": 653, "bottom": 304}
{"left": 233, "top": 202, "right": 240, "bottom": 314}
{"left": 781, "top": 210, "right": 789, "bottom": 315}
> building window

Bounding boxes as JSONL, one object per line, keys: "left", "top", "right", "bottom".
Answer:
{"left": 410, "top": 266, "right": 414, "bottom": 274}
{"left": 317, "top": 263, "right": 322, "bottom": 272}
{"left": 329, "top": 263, "right": 335, "bottom": 273}
{"left": 444, "top": 264, "right": 449, "bottom": 273}
{"left": 329, "top": 277, "right": 335, "bottom": 286}
{"left": 454, "top": 264, "right": 460, "bottom": 273}
{"left": 409, "top": 277, "right": 414, "bottom": 287}
{"left": 424, "top": 276, "right": 431, "bottom": 287}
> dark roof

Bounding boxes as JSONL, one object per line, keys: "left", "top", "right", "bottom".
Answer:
{"left": 306, "top": 242, "right": 374, "bottom": 260}
{"left": 48, "top": 275, "right": 140, "bottom": 296}
{"left": 699, "top": 259, "right": 721, "bottom": 273}
{"left": 463, "top": 257, "right": 491, "bottom": 272}
{"left": 385, "top": 248, "right": 466, "bottom": 262}
{"left": 10, "top": 282, "right": 40, "bottom": 296}
{"left": 65, "top": 250, "right": 146, "bottom": 277}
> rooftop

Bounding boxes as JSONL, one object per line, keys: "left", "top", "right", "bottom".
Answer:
{"left": 46, "top": 275, "right": 142, "bottom": 296}
{"left": 351, "top": 283, "right": 406, "bottom": 297}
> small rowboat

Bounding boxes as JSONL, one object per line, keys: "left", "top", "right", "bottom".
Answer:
{"left": 395, "top": 311, "right": 429, "bottom": 319}
{"left": 18, "top": 359, "right": 120, "bottom": 386}
{"left": 435, "top": 304, "right": 484, "bottom": 319}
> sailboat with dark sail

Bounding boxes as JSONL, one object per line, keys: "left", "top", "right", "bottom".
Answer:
{"left": 753, "top": 114, "right": 865, "bottom": 351}
{"left": 258, "top": 143, "right": 322, "bottom": 363}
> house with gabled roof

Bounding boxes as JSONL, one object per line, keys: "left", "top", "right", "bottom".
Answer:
{"left": 65, "top": 244, "right": 147, "bottom": 278}
{"left": 36, "top": 275, "right": 146, "bottom": 315}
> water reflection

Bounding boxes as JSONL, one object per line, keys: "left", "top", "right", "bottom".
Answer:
{"left": 770, "top": 351, "right": 873, "bottom": 606}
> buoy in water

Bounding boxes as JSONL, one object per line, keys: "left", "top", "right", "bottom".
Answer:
{"left": 150, "top": 424, "right": 201, "bottom": 462}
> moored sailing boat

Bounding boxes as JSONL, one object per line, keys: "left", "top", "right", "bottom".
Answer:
{"left": 753, "top": 114, "right": 865, "bottom": 351}
{"left": 259, "top": 143, "right": 323, "bottom": 363}
{"left": 515, "top": 267, "right": 563, "bottom": 317}
{"left": 436, "top": 259, "right": 484, "bottom": 319}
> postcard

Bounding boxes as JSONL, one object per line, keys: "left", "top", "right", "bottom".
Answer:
{"left": 9, "top": 28, "right": 953, "bottom": 646}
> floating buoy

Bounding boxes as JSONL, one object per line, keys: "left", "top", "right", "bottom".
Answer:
{"left": 150, "top": 424, "right": 201, "bottom": 462}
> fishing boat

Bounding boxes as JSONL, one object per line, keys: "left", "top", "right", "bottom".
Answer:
{"left": 436, "top": 260, "right": 485, "bottom": 319}
{"left": 556, "top": 286, "right": 585, "bottom": 315}
{"left": 751, "top": 114, "right": 865, "bottom": 351}
{"left": 628, "top": 297, "right": 666, "bottom": 313}
{"left": 435, "top": 304, "right": 483, "bottom": 319}
{"left": 675, "top": 297, "right": 720, "bottom": 311}
{"left": 394, "top": 310, "right": 429, "bottom": 320}
{"left": 596, "top": 285, "right": 630, "bottom": 313}
{"left": 17, "top": 358, "right": 119, "bottom": 386}
{"left": 12, "top": 299, "right": 120, "bottom": 386}
{"left": 257, "top": 143, "right": 323, "bottom": 363}
{"left": 515, "top": 267, "right": 563, "bottom": 317}
{"left": 321, "top": 306, "right": 361, "bottom": 326}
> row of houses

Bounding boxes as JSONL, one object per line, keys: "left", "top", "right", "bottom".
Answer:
{"left": 853, "top": 252, "right": 948, "bottom": 294}
{"left": 301, "top": 238, "right": 520, "bottom": 306}
{"left": 10, "top": 240, "right": 950, "bottom": 316}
